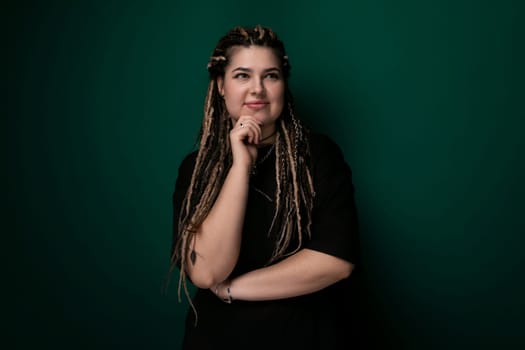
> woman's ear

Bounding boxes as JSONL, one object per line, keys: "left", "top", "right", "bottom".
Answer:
{"left": 217, "top": 77, "right": 224, "bottom": 97}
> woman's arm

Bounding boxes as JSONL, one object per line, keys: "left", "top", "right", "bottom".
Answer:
{"left": 185, "top": 116, "right": 262, "bottom": 289}
{"left": 185, "top": 164, "right": 250, "bottom": 289}
{"left": 214, "top": 248, "right": 354, "bottom": 301}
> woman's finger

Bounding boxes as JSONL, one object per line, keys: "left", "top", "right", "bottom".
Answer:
{"left": 235, "top": 118, "right": 262, "bottom": 144}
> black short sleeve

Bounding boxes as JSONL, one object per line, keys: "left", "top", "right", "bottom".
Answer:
{"left": 171, "top": 151, "right": 198, "bottom": 257}
{"left": 306, "top": 133, "right": 359, "bottom": 264}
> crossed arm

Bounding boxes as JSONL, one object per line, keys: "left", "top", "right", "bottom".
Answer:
{"left": 214, "top": 248, "right": 353, "bottom": 302}
{"left": 184, "top": 163, "right": 353, "bottom": 302}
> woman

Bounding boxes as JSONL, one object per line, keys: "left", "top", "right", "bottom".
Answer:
{"left": 171, "top": 25, "right": 360, "bottom": 349}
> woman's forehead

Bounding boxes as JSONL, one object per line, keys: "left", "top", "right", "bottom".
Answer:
{"left": 226, "top": 46, "right": 281, "bottom": 68}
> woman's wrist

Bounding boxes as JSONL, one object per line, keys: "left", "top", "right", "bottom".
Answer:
{"left": 214, "top": 280, "right": 234, "bottom": 304}
{"left": 230, "top": 161, "right": 253, "bottom": 178}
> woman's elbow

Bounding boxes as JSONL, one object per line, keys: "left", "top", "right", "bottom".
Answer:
{"left": 337, "top": 261, "right": 354, "bottom": 280}
{"left": 187, "top": 267, "right": 229, "bottom": 289}
{"left": 186, "top": 269, "right": 217, "bottom": 289}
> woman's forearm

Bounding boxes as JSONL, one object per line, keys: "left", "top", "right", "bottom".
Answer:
{"left": 186, "top": 163, "right": 251, "bottom": 288}
{"left": 220, "top": 248, "right": 354, "bottom": 301}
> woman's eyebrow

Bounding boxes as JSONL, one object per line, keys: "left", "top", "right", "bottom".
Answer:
{"left": 231, "top": 67, "right": 281, "bottom": 73}
{"left": 232, "top": 67, "right": 251, "bottom": 73}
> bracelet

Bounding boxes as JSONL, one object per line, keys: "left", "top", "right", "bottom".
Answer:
{"left": 222, "top": 286, "right": 233, "bottom": 304}
{"left": 215, "top": 283, "right": 233, "bottom": 304}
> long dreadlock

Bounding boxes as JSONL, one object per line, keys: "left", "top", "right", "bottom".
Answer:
{"left": 170, "top": 25, "right": 315, "bottom": 319}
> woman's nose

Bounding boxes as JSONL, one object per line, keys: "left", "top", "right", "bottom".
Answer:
{"left": 250, "top": 78, "right": 264, "bottom": 95}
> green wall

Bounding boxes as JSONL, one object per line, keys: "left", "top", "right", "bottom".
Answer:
{"left": 8, "top": 0, "right": 524, "bottom": 349}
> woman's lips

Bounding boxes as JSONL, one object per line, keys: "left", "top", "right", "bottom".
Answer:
{"left": 244, "top": 101, "right": 268, "bottom": 110}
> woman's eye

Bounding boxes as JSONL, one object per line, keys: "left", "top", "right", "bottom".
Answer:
{"left": 234, "top": 73, "right": 249, "bottom": 79}
{"left": 265, "top": 73, "right": 280, "bottom": 80}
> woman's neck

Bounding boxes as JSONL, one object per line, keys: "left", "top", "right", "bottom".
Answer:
{"left": 259, "top": 130, "right": 276, "bottom": 144}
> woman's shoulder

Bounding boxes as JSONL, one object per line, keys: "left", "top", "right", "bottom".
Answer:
{"left": 308, "top": 132, "right": 346, "bottom": 162}
{"left": 307, "top": 131, "right": 353, "bottom": 180}
{"left": 176, "top": 149, "right": 199, "bottom": 178}
{"left": 307, "top": 132, "right": 355, "bottom": 203}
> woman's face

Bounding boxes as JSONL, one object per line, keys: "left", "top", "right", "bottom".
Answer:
{"left": 217, "top": 46, "right": 285, "bottom": 134}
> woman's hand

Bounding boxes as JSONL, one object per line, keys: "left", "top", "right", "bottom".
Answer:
{"left": 229, "top": 116, "right": 262, "bottom": 169}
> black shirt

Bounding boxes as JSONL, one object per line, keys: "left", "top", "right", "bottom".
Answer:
{"left": 172, "top": 132, "right": 360, "bottom": 350}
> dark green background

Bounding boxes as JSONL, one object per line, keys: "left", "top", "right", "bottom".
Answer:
{"left": 7, "top": 0, "right": 524, "bottom": 349}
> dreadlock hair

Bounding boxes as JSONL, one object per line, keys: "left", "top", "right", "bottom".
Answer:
{"left": 169, "top": 25, "right": 315, "bottom": 320}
